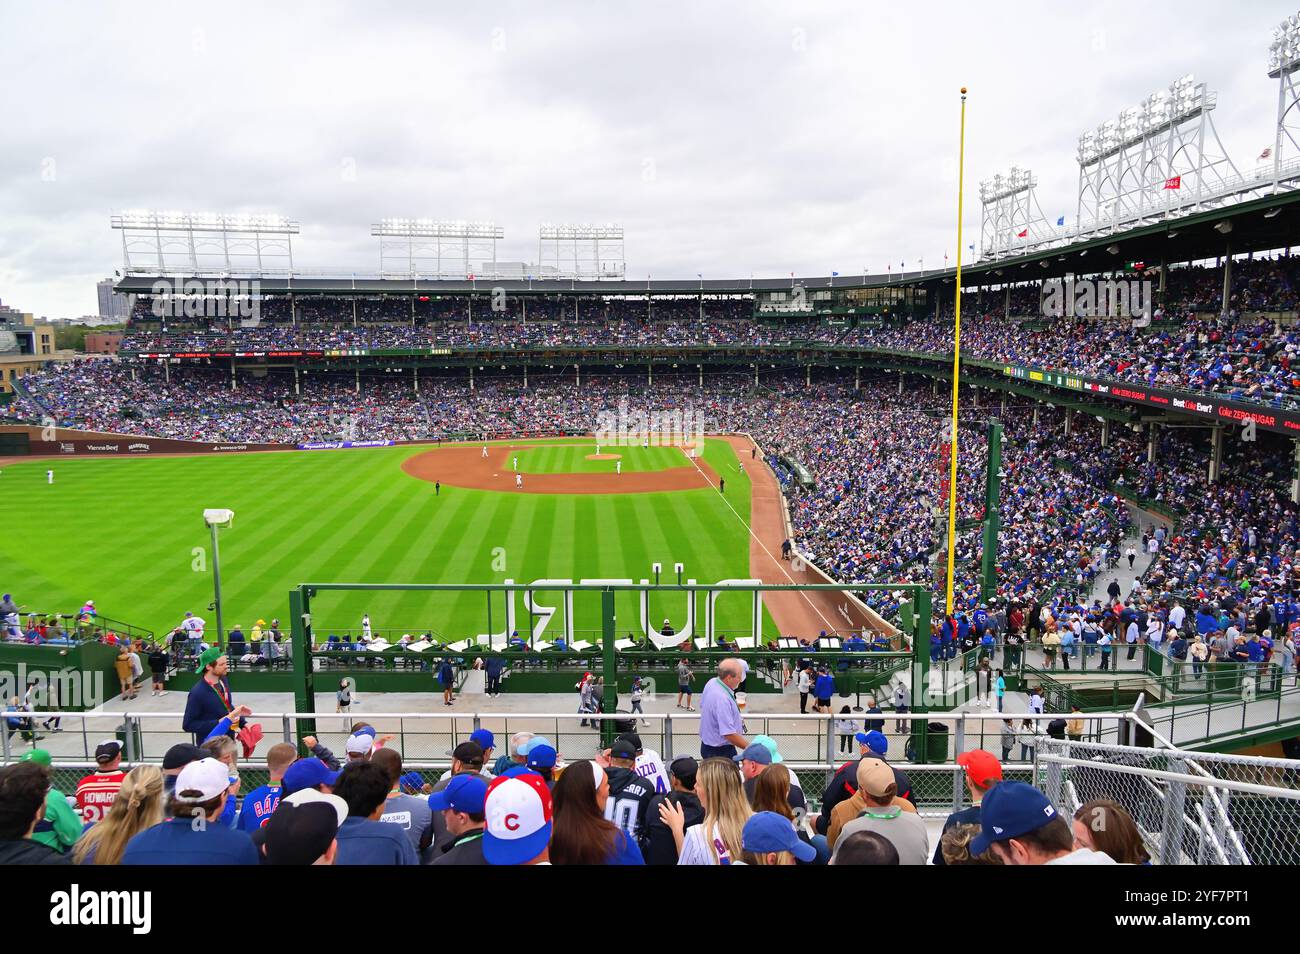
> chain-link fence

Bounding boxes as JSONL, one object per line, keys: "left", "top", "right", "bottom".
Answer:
{"left": 1037, "top": 737, "right": 1300, "bottom": 865}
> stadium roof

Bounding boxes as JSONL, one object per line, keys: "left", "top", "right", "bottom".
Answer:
{"left": 114, "top": 188, "right": 1300, "bottom": 297}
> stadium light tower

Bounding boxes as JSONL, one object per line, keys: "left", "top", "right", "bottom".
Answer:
{"left": 203, "top": 509, "right": 234, "bottom": 650}
{"left": 538, "top": 223, "right": 625, "bottom": 280}
{"left": 372, "top": 219, "right": 504, "bottom": 279}
{"left": 978, "top": 166, "right": 1050, "bottom": 260}
{"left": 1268, "top": 11, "right": 1300, "bottom": 192}
{"left": 1075, "top": 74, "right": 1240, "bottom": 237}
{"left": 111, "top": 211, "right": 299, "bottom": 275}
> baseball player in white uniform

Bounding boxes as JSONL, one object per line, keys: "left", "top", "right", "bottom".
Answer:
{"left": 616, "top": 460, "right": 621, "bottom": 475}
{"left": 47, "top": 470, "right": 54, "bottom": 484}
{"left": 481, "top": 445, "right": 488, "bottom": 458}
{"left": 515, "top": 473, "right": 523, "bottom": 488}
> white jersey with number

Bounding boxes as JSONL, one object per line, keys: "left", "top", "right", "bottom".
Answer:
{"left": 633, "top": 749, "right": 671, "bottom": 795}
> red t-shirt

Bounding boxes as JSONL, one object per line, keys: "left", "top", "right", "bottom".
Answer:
{"left": 75, "top": 770, "right": 127, "bottom": 824}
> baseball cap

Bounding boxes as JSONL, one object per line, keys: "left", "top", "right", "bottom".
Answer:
{"left": 429, "top": 773, "right": 488, "bottom": 814}
{"left": 173, "top": 757, "right": 231, "bottom": 802}
{"left": 398, "top": 771, "right": 424, "bottom": 792}
{"left": 669, "top": 756, "right": 698, "bottom": 785}
{"left": 263, "top": 799, "right": 346, "bottom": 865}
{"left": 194, "top": 646, "right": 223, "bottom": 673}
{"left": 525, "top": 744, "right": 557, "bottom": 770}
{"left": 957, "top": 749, "right": 1003, "bottom": 789}
{"left": 446, "top": 740, "right": 485, "bottom": 762}
{"left": 735, "top": 742, "right": 772, "bottom": 766}
{"left": 609, "top": 738, "right": 638, "bottom": 762}
{"left": 751, "top": 734, "right": 783, "bottom": 763}
{"left": 856, "top": 758, "right": 896, "bottom": 798}
{"left": 351, "top": 725, "right": 377, "bottom": 739}
{"left": 469, "top": 728, "right": 495, "bottom": 751}
{"left": 94, "top": 739, "right": 123, "bottom": 763}
{"left": 742, "top": 811, "right": 817, "bottom": 862}
{"left": 18, "top": 749, "right": 51, "bottom": 767}
{"left": 281, "top": 787, "right": 349, "bottom": 827}
{"left": 483, "top": 772, "right": 553, "bottom": 865}
{"left": 281, "top": 758, "right": 341, "bottom": 795}
{"left": 970, "top": 781, "right": 1060, "bottom": 856}
{"left": 518, "top": 736, "right": 552, "bottom": 756}
{"left": 615, "top": 732, "right": 643, "bottom": 753}
{"left": 345, "top": 734, "right": 374, "bottom": 756}
{"left": 162, "top": 743, "right": 204, "bottom": 771}
{"left": 855, "top": 730, "right": 888, "bottom": 755}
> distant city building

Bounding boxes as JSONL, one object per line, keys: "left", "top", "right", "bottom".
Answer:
{"left": 0, "top": 302, "right": 56, "bottom": 394}
{"left": 97, "top": 278, "right": 133, "bottom": 319}
{"left": 85, "top": 332, "right": 123, "bottom": 354}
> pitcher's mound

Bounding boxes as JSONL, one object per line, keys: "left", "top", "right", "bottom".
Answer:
{"left": 586, "top": 453, "right": 622, "bottom": 461}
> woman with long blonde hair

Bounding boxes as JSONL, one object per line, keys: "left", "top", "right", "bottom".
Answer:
{"left": 73, "top": 765, "right": 165, "bottom": 865}
{"left": 659, "top": 757, "right": 751, "bottom": 865}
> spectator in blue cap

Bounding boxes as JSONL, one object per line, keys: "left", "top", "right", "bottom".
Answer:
{"left": 281, "top": 758, "right": 340, "bottom": 796}
{"left": 429, "top": 774, "right": 488, "bottom": 865}
{"left": 735, "top": 740, "right": 771, "bottom": 783}
{"left": 816, "top": 730, "right": 911, "bottom": 839}
{"left": 742, "top": 810, "right": 818, "bottom": 865}
{"left": 971, "top": 782, "right": 1116, "bottom": 865}
{"left": 469, "top": 728, "right": 495, "bottom": 763}
{"left": 525, "top": 743, "right": 558, "bottom": 787}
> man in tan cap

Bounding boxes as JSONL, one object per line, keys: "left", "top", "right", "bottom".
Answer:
{"left": 829, "top": 758, "right": 929, "bottom": 865}
{"left": 825, "top": 756, "right": 916, "bottom": 852}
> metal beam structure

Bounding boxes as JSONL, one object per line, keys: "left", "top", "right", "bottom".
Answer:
{"left": 979, "top": 167, "right": 1055, "bottom": 261}
{"left": 111, "top": 210, "right": 298, "bottom": 275}
{"left": 1076, "top": 75, "right": 1242, "bottom": 239}
{"left": 1270, "top": 11, "right": 1300, "bottom": 193}
{"left": 537, "top": 223, "right": 625, "bottom": 280}
{"left": 371, "top": 219, "right": 504, "bottom": 279}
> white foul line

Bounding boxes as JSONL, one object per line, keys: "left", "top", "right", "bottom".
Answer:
{"left": 682, "top": 443, "right": 839, "bottom": 634}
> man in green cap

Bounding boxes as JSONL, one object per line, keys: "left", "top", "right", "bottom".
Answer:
{"left": 182, "top": 649, "right": 241, "bottom": 744}
{"left": 19, "top": 749, "right": 82, "bottom": 854}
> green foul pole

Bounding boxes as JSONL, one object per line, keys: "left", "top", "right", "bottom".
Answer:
{"left": 289, "top": 587, "right": 317, "bottom": 741}
{"left": 980, "top": 420, "right": 1004, "bottom": 604}
{"left": 601, "top": 588, "right": 617, "bottom": 749}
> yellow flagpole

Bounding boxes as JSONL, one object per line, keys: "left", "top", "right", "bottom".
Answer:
{"left": 945, "top": 87, "right": 968, "bottom": 618}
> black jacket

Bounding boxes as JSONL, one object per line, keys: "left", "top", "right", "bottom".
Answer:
{"left": 0, "top": 839, "right": 71, "bottom": 865}
{"left": 641, "top": 791, "right": 704, "bottom": 865}
{"left": 605, "top": 765, "right": 656, "bottom": 843}
{"left": 429, "top": 828, "right": 487, "bottom": 866}
{"left": 817, "top": 756, "right": 913, "bottom": 835}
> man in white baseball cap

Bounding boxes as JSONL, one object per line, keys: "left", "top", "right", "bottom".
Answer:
{"left": 345, "top": 733, "right": 375, "bottom": 762}
{"left": 120, "top": 757, "right": 258, "bottom": 865}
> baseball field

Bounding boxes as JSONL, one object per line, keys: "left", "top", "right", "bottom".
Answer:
{"left": 0, "top": 436, "right": 782, "bottom": 643}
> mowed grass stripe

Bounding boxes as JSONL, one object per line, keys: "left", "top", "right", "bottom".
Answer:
{"left": 401, "top": 491, "right": 507, "bottom": 636}
{"left": 0, "top": 440, "right": 762, "bottom": 638}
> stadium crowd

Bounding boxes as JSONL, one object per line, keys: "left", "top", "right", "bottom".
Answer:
{"left": 0, "top": 690, "right": 1142, "bottom": 866}
{"left": 87, "top": 254, "right": 1300, "bottom": 411}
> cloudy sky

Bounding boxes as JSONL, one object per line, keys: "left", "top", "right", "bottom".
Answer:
{"left": 0, "top": 0, "right": 1289, "bottom": 318}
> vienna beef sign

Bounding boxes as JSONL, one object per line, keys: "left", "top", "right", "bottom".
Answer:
{"left": 1002, "top": 365, "right": 1299, "bottom": 435}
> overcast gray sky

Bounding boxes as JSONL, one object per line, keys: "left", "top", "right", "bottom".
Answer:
{"left": 0, "top": 0, "right": 1289, "bottom": 318}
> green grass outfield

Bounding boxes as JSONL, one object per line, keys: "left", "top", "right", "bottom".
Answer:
{"left": 0, "top": 437, "right": 774, "bottom": 643}
{"left": 510, "top": 442, "right": 689, "bottom": 475}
